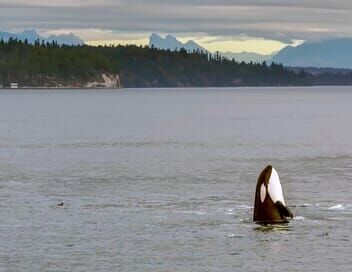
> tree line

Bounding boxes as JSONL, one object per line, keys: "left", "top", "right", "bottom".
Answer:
{"left": 1, "top": 38, "right": 351, "bottom": 88}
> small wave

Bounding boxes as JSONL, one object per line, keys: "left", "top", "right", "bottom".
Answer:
{"left": 297, "top": 203, "right": 312, "bottom": 207}
{"left": 237, "top": 205, "right": 252, "bottom": 210}
{"left": 293, "top": 216, "right": 306, "bottom": 221}
{"left": 174, "top": 210, "right": 207, "bottom": 215}
{"left": 195, "top": 211, "right": 207, "bottom": 215}
{"left": 226, "top": 234, "right": 244, "bottom": 238}
{"left": 83, "top": 204, "right": 123, "bottom": 209}
{"left": 328, "top": 204, "right": 344, "bottom": 211}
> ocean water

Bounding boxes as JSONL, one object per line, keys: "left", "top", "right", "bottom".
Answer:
{"left": 0, "top": 87, "right": 351, "bottom": 271}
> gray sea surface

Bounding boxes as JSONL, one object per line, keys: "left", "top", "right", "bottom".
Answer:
{"left": 0, "top": 87, "right": 351, "bottom": 271}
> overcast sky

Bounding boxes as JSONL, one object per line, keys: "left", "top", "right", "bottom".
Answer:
{"left": 1, "top": 0, "right": 352, "bottom": 53}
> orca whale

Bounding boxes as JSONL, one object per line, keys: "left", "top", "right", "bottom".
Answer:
{"left": 253, "top": 165, "right": 293, "bottom": 224}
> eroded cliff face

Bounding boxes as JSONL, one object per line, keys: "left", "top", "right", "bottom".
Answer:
{"left": 85, "top": 74, "right": 122, "bottom": 88}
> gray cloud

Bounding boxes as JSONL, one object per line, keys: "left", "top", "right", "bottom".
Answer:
{"left": 1, "top": 0, "right": 352, "bottom": 42}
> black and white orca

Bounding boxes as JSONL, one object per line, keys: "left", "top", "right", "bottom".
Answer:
{"left": 253, "top": 165, "right": 293, "bottom": 224}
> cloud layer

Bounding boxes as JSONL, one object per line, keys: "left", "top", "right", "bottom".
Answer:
{"left": 1, "top": 0, "right": 352, "bottom": 43}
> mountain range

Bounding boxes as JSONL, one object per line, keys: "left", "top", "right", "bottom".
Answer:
{"left": 221, "top": 51, "right": 276, "bottom": 63}
{"left": 0, "top": 29, "right": 84, "bottom": 45}
{"left": 149, "top": 33, "right": 274, "bottom": 63}
{"left": 149, "top": 33, "right": 207, "bottom": 53}
{"left": 149, "top": 34, "right": 352, "bottom": 69}
{"left": 271, "top": 38, "right": 352, "bottom": 69}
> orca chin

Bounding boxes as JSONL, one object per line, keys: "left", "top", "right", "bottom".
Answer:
{"left": 253, "top": 165, "right": 293, "bottom": 224}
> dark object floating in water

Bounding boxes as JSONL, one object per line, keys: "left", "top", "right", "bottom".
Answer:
{"left": 253, "top": 165, "right": 293, "bottom": 224}
{"left": 57, "top": 202, "right": 64, "bottom": 207}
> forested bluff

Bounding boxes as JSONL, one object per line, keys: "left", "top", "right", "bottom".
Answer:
{"left": 1, "top": 38, "right": 352, "bottom": 88}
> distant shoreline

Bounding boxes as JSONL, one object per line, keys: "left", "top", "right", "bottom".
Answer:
{"left": 2, "top": 84, "right": 352, "bottom": 90}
